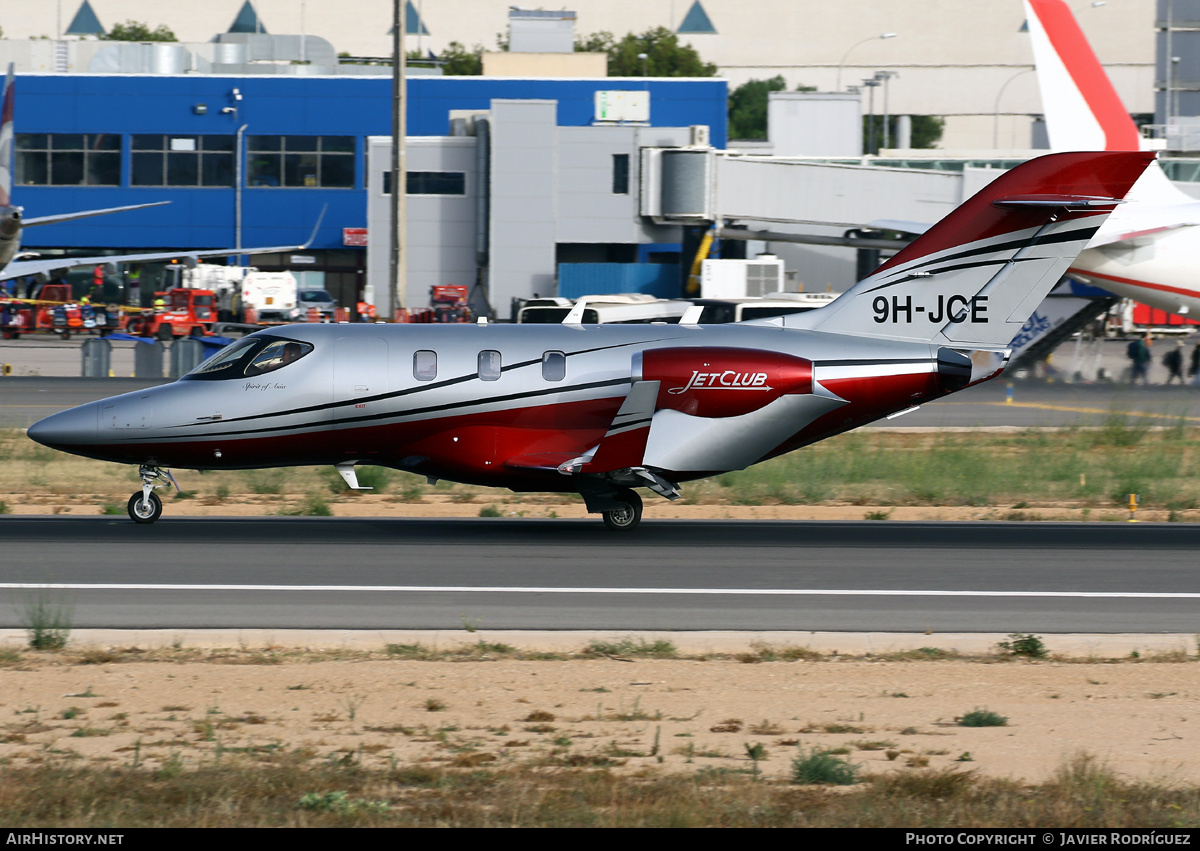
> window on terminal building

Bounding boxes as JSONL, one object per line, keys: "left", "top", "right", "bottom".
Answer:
{"left": 383, "top": 171, "right": 467, "bottom": 196}
{"left": 15, "top": 133, "right": 121, "bottom": 186}
{"left": 247, "top": 135, "right": 355, "bottom": 188}
{"left": 612, "top": 154, "right": 630, "bottom": 194}
{"left": 131, "top": 135, "right": 235, "bottom": 187}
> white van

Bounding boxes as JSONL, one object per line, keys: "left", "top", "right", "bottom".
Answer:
{"left": 686, "top": 292, "right": 839, "bottom": 323}
{"left": 517, "top": 294, "right": 692, "bottom": 325}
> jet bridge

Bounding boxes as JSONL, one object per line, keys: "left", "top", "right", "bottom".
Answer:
{"left": 641, "top": 148, "right": 972, "bottom": 231}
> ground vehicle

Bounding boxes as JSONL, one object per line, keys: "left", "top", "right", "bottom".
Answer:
{"left": 241, "top": 271, "right": 299, "bottom": 323}
{"left": 124, "top": 288, "right": 216, "bottom": 339}
{"left": 26, "top": 152, "right": 1153, "bottom": 528}
{"left": 296, "top": 289, "right": 338, "bottom": 321}
{"left": 686, "top": 293, "right": 839, "bottom": 324}
{"left": 517, "top": 294, "right": 692, "bottom": 324}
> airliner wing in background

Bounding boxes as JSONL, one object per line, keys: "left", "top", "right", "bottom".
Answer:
{"left": 0, "top": 242, "right": 316, "bottom": 284}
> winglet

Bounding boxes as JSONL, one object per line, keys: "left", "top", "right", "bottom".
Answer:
{"left": 299, "top": 204, "right": 328, "bottom": 250}
{"left": 580, "top": 380, "right": 661, "bottom": 473}
{"left": 562, "top": 298, "right": 588, "bottom": 325}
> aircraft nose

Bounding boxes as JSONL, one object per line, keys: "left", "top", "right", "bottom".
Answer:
{"left": 27, "top": 403, "right": 98, "bottom": 450}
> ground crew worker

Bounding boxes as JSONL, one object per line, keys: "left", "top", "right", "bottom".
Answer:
{"left": 153, "top": 296, "right": 166, "bottom": 311}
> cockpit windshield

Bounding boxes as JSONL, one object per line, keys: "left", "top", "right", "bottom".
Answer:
{"left": 182, "top": 336, "right": 314, "bottom": 381}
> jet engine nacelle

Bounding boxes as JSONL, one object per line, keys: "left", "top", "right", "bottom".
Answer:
{"left": 635, "top": 347, "right": 813, "bottom": 418}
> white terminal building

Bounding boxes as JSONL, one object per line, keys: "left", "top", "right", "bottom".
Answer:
{"left": 0, "top": 0, "right": 1163, "bottom": 149}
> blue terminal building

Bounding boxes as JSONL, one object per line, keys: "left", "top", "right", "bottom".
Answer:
{"left": 12, "top": 73, "right": 728, "bottom": 314}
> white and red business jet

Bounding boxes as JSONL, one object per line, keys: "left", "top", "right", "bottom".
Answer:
{"left": 1025, "top": 0, "right": 1200, "bottom": 318}
{"left": 28, "top": 151, "right": 1153, "bottom": 529}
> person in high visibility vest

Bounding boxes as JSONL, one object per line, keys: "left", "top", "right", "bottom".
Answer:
{"left": 153, "top": 296, "right": 166, "bottom": 311}
{"left": 356, "top": 301, "right": 377, "bottom": 322}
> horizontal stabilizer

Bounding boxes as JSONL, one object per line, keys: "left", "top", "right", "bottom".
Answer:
{"left": 993, "top": 194, "right": 1123, "bottom": 209}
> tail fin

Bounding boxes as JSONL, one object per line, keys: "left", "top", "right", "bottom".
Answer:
{"left": 1024, "top": 0, "right": 1141, "bottom": 153}
{"left": 1024, "top": 0, "right": 1191, "bottom": 206}
{"left": 0, "top": 64, "right": 13, "bottom": 208}
{"left": 795, "top": 151, "right": 1155, "bottom": 346}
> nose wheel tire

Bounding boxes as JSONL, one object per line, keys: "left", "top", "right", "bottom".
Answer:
{"left": 602, "top": 489, "right": 642, "bottom": 531}
{"left": 127, "top": 491, "right": 163, "bottom": 524}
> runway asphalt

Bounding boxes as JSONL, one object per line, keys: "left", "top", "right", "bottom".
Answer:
{"left": 0, "top": 517, "right": 1196, "bottom": 633}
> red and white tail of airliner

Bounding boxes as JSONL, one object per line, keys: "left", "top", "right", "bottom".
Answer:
{"left": 1025, "top": 0, "right": 1200, "bottom": 317}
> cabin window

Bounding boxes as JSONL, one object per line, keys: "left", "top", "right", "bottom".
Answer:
{"left": 478, "top": 350, "right": 501, "bottom": 381}
{"left": 183, "top": 336, "right": 312, "bottom": 381}
{"left": 413, "top": 350, "right": 437, "bottom": 381}
{"left": 244, "top": 340, "right": 313, "bottom": 376}
{"left": 542, "top": 351, "right": 566, "bottom": 381}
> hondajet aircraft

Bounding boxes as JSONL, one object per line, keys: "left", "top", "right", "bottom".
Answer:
{"left": 27, "top": 150, "right": 1153, "bottom": 529}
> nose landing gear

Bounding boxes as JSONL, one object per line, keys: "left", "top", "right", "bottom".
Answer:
{"left": 128, "top": 465, "right": 177, "bottom": 524}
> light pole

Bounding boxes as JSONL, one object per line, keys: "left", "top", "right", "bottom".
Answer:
{"left": 1171, "top": 56, "right": 1182, "bottom": 127}
{"left": 992, "top": 67, "right": 1034, "bottom": 150}
{"left": 861, "top": 77, "right": 881, "bottom": 154}
{"left": 389, "top": 0, "right": 407, "bottom": 314}
{"left": 874, "top": 71, "right": 898, "bottom": 150}
{"left": 837, "top": 33, "right": 896, "bottom": 91}
{"left": 638, "top": 52, "right": 648, "bottom": 76}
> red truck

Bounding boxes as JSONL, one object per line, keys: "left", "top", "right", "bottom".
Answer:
{"left": 125, "top": 288, "right": 217, "bottom": 339}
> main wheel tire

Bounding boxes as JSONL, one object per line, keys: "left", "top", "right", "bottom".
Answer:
{"left": 127, "top": 491, "right": 163, "bottom": 524}
{"left": 602, "top": 489, "right": 642, "bottom": 531}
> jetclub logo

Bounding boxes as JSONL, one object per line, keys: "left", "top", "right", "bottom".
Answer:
{"left": 642, "top": 346, "right": 812, "bottom": 418}
{"left": 668, "top": 369, "right": 772, "bottom": 395}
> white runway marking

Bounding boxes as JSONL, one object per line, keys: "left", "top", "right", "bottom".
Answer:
{"left": 0, "top": 584, "right": 1197, "bottom": 599}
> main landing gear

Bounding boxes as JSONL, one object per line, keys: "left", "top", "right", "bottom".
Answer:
{"left": 602, "top": 488, "right": 643, "bottom": 531}
{"left": 128, "top": 464, "right": 177, "bottom": 524}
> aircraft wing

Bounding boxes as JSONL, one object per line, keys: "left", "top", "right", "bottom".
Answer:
{"left": 22, "top": 201, "right": 170, "bottom": 228}
{"left": 0, "top": 244, "right": 305, "bottom": 282}
{"left": 3, "top": 206, "right": 327, "bottom": 282}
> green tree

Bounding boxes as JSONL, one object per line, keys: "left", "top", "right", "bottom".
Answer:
{"left": 576, "top": 27, "right": 716, "bottom": 77}
{"left": 864, "top": 114, "right": 944, "bottom": 153}
{"left": 728, "top": 77, "right": 816, "bottom": 140}
{"left": 437, "top": 41, "right": 484, "bottom": 76}
{"left": 910, "top": 115, "right": 944, "bottom": 149}
{"left": 102, "top": 21, "right": 177, "bottom": 42}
